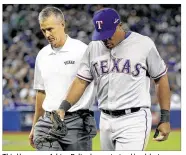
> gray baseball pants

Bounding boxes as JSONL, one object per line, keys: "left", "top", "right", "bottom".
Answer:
{"left": 33, "top": 110, "right": 97, "bottom": 151}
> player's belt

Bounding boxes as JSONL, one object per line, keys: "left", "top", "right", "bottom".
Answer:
{"left": 101, "top": 107, "right": 141, "bottom": 116}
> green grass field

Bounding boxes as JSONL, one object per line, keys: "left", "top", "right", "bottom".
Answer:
{"left": 3, "top": 130, "right": 181, "bottom": 151}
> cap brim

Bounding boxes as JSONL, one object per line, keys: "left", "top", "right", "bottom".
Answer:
{"left": 92, "top": 29, "right": 116, "bottom": 41}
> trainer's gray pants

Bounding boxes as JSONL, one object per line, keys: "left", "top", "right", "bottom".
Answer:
{"left": 33, "top": 110, "right": 97, "bottom": 151}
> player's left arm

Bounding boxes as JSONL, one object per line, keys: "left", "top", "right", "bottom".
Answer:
{"left": 155, "top": 74, "right": 171, "bottom": 111}
{"left": 146, "top": 38, "right": 171, "bottom": 141}
{"left": 154, "top": 73, "right": 171, "bottom": 141}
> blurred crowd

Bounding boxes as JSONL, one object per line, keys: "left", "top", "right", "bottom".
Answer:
{"left": 3, "top": 4, "right": 181, "bottom": 110}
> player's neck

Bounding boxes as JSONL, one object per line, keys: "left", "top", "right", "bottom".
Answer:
{"left": 123, "top": 31, "right": 128, "bottom": 40}
{"left": 119, "top": 31, "right": 130, "bottom": 43}
{"left": 117, "top": 31, "right": 126, "bottom": 45}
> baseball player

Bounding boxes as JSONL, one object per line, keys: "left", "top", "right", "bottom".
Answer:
{"left": 56, "top": 8, "right": 171, "bottom": 151}
{"left": 28, "top": 7, "right": 96, "bottom": 151}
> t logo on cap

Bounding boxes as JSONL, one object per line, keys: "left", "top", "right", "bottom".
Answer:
{"left": 96, "top": 21, "right": 103, "bottom": 29}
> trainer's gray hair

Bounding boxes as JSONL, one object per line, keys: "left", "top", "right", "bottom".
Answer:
{"left": 38, "top": 6, "right": 65, "bottom": 22}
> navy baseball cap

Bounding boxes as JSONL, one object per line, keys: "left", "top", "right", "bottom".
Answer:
{"left": 92, "top": 8, "right": 120, "bottom": 41}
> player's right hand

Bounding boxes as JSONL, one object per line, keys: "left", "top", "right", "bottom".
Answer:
{"left": 29, "top": 128, "right": 35, "bottom": 148}
{"left": 56, "top": 109, "right": 65, "bottom": 120}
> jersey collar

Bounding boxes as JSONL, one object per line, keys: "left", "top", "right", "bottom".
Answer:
{"left": 125, "top": 31, "right": 132, "bottom": 39}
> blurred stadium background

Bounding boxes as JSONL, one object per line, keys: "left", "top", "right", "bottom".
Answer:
{"left": 2, "top": 4, "right": 181, "bottom": 150}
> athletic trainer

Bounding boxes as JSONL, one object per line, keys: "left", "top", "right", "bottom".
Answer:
{"left": 29, "top": 6, "right": 96, "bottom": 151}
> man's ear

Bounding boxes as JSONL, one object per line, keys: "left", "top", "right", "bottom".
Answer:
{"left": 119, "top": 22, "right": 123, "bottom": 26}
{"left": 61, "top": 21, "right": 65, "bottom": 28}
{"left": 118, "top": 22, "right": 123, "bottom": 30}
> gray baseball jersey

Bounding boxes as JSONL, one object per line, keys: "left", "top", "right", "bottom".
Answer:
{"left": 77, "top": 32, "right": 167, "bottom": 110}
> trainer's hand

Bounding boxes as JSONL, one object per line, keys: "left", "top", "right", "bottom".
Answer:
{"left": 56, "top": 109, "right": 65, "bottom": 120}
{"left": 29, "top": 128, "right": 35, "bottom": 148}
{"left": 153, "top": 122, "right": 171, "bottom": 141}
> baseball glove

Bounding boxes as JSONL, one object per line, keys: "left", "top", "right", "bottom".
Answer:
{"left": 48, "top": 111, "right": 68, "bottom": 139}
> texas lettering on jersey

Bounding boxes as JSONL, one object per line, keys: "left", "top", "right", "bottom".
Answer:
{"left": 92, "top": 58, "right": 144, "bottom": 77}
